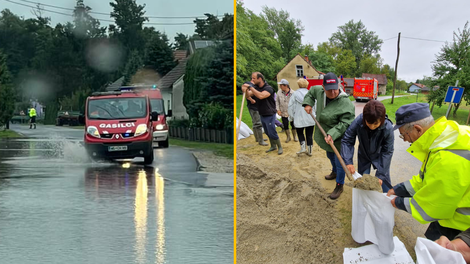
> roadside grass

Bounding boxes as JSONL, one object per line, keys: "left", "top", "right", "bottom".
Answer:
{"left": 381, "top": 94, "right": 470, "bottom": 125}
{"left": 169, "top": 138, "right": 233, "bottom": 159}
{"left": 236, "top": 94, "right": 252, "bottom": 127}
{"left": 0, "top": 129, "right": 22, "bottom": 138}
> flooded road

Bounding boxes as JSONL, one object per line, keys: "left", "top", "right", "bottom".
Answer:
{"left": 0, "top": 135, "right": 233, "bottom": 264}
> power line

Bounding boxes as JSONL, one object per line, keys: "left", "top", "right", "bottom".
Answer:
{"left": 4, "top": 0, "right": 196, "bottom": 25}
{"left": 383, "top": 36, "right": 397, "bottom": 42}
{"left": 401, "top": 36, "right": 446, "bottom": 43}
{"left": 13, "top": 0, "right": 226, "bottom": 19}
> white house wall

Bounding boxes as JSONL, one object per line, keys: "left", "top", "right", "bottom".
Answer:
{"left": 172, "top": 77, "right": 189, "bottom": 119}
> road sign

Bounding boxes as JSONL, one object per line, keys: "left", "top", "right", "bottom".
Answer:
{"left": 444, "top": 86, "right": 465, "bottom": 104}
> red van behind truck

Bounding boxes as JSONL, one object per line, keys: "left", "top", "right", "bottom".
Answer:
{"left": 138, "top": 88, "right": 171, "bottom": 148}
{"left": 84, "top": 90, "right": 156, "bottom": 164}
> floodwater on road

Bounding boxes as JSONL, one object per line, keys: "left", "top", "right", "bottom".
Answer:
{"left": 0, "top": 137, "right": 233, "bottom": 264}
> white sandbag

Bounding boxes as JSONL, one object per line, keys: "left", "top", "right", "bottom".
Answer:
{"left": 351, "top": 189, "right": 395, "bottom": 254}
{"left": 415, "top": 237, "right": 465, "bottom": 264}
{"left": 236, "top": 118, "right": 253, "bottom": 140}
{"left": 343, "top": 236, "right": 414, "bottom": 264}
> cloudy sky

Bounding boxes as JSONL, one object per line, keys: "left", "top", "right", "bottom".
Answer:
{"left": 2, "top": 0, "right": 233, "bottom": 42}
{"left": 242, "top": 0, "right": 470, "bottom": 83}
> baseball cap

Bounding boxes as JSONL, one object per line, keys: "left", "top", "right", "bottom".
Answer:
{"left": 278, "top": 79, "right": 289, "bottom": 85}
{"left": 393, "top": 103, "right": 431, "bottom": 130}
{"left": 323, "top": 72, "right": 339, "bottom": 90}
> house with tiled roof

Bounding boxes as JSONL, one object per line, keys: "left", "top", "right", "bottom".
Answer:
{"left": 156, "top": 58, "right": 189, "bottom": 119}
{"left": 409, "top": 83, "right": 430, "bottom": 93}
{"left": 276, "top": 54, "right": 324, "bottom": 91}
{"left": 362, "top": 73, "right": 387, "bottom": 95}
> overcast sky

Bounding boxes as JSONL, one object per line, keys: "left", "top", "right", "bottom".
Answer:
{"left": 2, "top": 0, "right": 233, "bottom": 42}
{"left": 242, "top": 0, "right": 470, "bottom": 83}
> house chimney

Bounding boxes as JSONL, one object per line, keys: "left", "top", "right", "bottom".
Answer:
{"left": 304, "top": 55, "right": 309, "bottom": 62}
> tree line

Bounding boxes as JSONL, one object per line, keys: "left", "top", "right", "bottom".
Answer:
{"left": 0, "top": 0, "right": 233, "bottom": 130}
{"left": 236, "top": 1, "right": 395, "bottom": 92}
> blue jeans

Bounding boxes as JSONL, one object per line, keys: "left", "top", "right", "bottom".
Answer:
{"left": 326, "top": 151, "right": 345, "bottom": 185}
{"left": 361, "top": 166, "right": 390, "bottom": 193}
{"left": 260, "top": 114, "right": 279, "bottom": 140}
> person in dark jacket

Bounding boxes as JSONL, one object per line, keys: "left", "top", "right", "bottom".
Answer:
{"left": 243, "top": 72, "right": 283, "bottom": 155}
{"left": 341, "top": 100, "right": 394, "bottom": 193}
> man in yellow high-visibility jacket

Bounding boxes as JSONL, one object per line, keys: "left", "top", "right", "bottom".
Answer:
{"left": 387, "top": 103, "right": 470, "bottom": 241}
{"left": 29, "top": 107, "right": 37, "bottom": 129}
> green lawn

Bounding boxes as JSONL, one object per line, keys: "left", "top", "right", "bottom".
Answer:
{"left": 236, "top": 94, "right": 252, "bottom": 128}
{"left": 0, "top": 129, "right": 21, "bottom": 138}
{"left": 381, "top": 95, "right": 470, "bottom": 125}
{"left": 169, "top": 138, "right": 233, "bottom": 159}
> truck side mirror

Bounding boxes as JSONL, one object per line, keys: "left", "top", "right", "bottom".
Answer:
{"left": 151, "top": 111, "right": 159, "bottom": 121}
{"left": 167, "top": 110, "right": 172, "bottom": 117}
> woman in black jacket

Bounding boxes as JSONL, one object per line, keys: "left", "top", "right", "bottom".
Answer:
{"left": 341, "top": 100, "right": 394, "bottom": 192}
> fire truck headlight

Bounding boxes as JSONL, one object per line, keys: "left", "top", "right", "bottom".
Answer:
{"left": 87, "top": 126, "right": 100, "bottom": 138}
{"left": 156, "top": 124, "right": 164, "bottom": 130}
{"left": 135, "top": 124, "right": 148, "bottom": 136}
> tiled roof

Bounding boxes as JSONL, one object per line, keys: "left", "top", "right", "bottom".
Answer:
{"left": 362, "top": 73, "right": 387, "bottom": 85}
{"left": 173, "top": 50, "right": 188, "bottom": 62}
{"left": 106, "top": 76, "right": 125, "bottom": 91}
{"left": 156, "top": 58, "right": 188, "bottom": 90}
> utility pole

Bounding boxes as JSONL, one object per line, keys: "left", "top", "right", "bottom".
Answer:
{"left": 391, "top": 32, "right": 401, "bottom": 104}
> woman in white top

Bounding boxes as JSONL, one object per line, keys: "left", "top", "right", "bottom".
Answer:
{"left": 288, "top": 78, "right": 316, "bottom": 156}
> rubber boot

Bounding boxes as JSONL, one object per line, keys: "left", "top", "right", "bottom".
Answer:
{"left": 253, "top": 127, "right": 260, "bottom": 143}
{"left": 285, "top": 130, "right": 291, "bottom": 143}
{"left": 292, "top": 129, "right": 298, "bottom": 142}
{"left": 325, "top": 171, "right": 337, "bottom": 180}
{"left": 307, "top": 145, "right": 313, "bottom": 156}
{"left": 29, "top": 124, "right": 32, "bottom": 129}
{"left": 329, "top": 183, "right": 343, "bottom": 200}
{"left": 265, "top": 139, "right": 277, "bottom": 153}
{"left": 279, "top": 123, "right": 285, "bottom": 133}
{"left": 296, "top": 141, "right": 306, "bottom": 156}
{"left": 33, "top": 124, "right": 36, "bottom": 129}
{"left": 257, "top": 129, "right": 268, "bottom": 146}
{"left": 276, "top": 139, "right": 283, "bottom": 155}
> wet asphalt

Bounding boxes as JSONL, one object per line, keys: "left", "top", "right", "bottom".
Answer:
{"left": 0, "top": 124, "right": 233, "bottom": 264}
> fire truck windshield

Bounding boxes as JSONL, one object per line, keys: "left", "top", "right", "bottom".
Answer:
{"left": 88, "top": 97, "right": 147, "bottom": 120}
{"left": 150, "top": 99, "right": 164, "bottom": 115}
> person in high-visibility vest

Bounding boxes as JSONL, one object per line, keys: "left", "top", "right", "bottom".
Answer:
{"left": 388, "top": 103, "right": 470, "bottom": 241}
{"left": 29, "top": 107, "right": 37, "bottom": 129}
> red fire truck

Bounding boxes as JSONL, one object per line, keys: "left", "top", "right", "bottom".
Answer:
{"left": 353, "top": 78, "right": 378, "bottom": 102}
{"left": 84, "top": 89, "right": 155, "bottom": 164}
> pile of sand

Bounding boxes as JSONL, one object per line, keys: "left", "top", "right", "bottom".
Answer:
{"left": 237, "top": 153, "right": 345, "bottom": 263}
{"left": 353, "top": 174, "right": 382, "bottom": 192}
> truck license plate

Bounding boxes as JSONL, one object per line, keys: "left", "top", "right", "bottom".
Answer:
{"left": 108, "top": 146, "right": 128, "bottom": 152}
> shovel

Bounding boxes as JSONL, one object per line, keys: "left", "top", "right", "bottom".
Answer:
{"left": 236, "top": 92, "right": 246, "bottom": 141}
{"left": 308, "top": 112, "right": 353, "bottom": 182}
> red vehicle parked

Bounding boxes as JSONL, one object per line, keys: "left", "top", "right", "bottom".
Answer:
{"left": 353, "top": 78, "right": 378, "bottom": 102}
{"left": 84, "top": 90, "right": 156, "bottom": 164}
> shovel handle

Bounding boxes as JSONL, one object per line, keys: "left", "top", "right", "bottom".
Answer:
{"left": 309, "top": 112, "right": 353, "bottom": 182}
{"left": 236, "top": 92, "right": 246, "bottom": 141}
